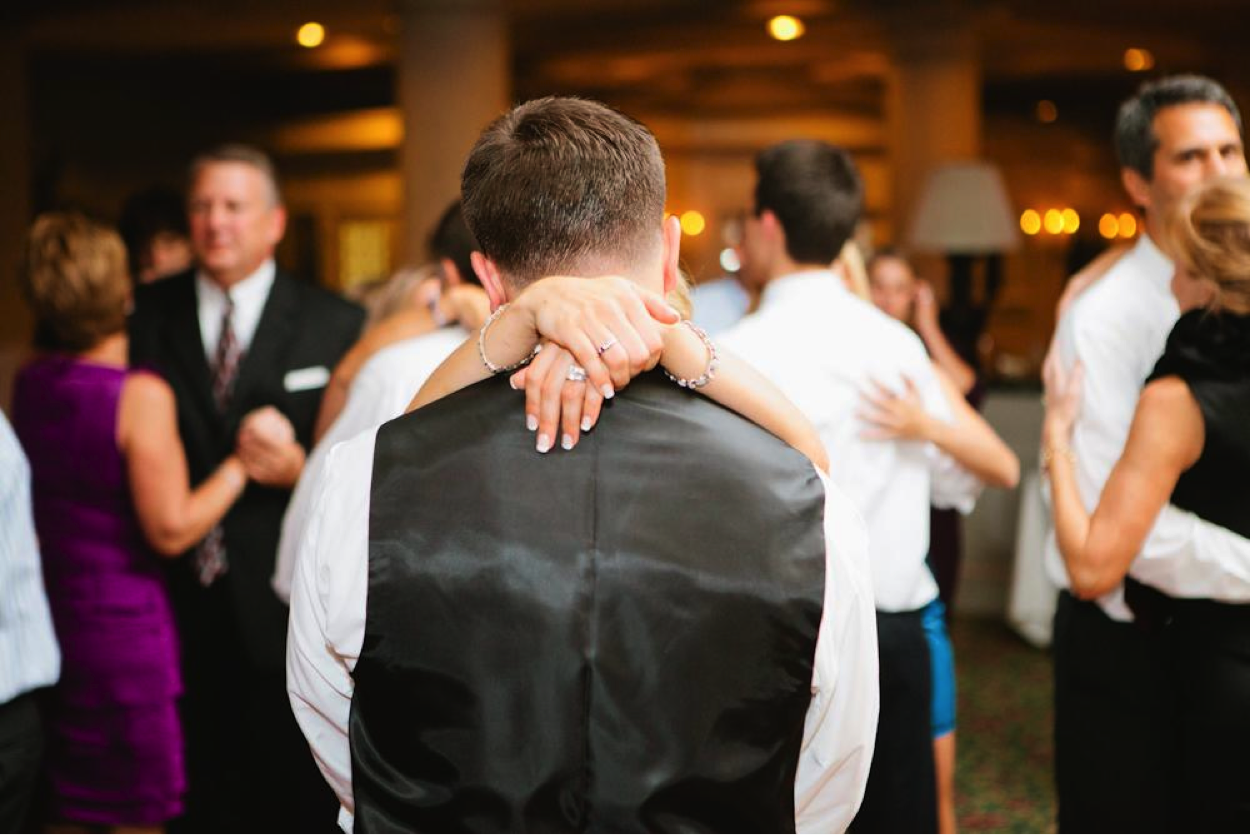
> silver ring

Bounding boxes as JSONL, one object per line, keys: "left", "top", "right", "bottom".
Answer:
{"left": 597, "top": 336, "right": 618, "bottom": 355}
{"left": 566, "top": 364, "right": 588, "bottom": 382}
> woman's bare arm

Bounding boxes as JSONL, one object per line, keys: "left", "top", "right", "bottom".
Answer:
{"left": 1047, "top": 376, "right": 1203, "bottom": 598}
{"left": 659, "top": 323, "right": 829, "bottom": 472}
{"left": 860, "top": 363, "right": 1019, "bottom": 488}
{"left": 118, "top": 372, "right": 247, "bottom": 556}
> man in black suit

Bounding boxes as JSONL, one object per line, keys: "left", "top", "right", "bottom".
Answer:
{"left": 129, "top": 144, "right": 364, "bottom": 832}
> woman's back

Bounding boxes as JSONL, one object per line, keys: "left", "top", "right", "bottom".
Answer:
{"left": 13, "top": 354, "right": 180, "bottom": 708}
{"left": 14, "top": 354, "right": 185, "bottom": 825}
{"left": 1149, "top": 309, "right": 1250, "bottom": 539}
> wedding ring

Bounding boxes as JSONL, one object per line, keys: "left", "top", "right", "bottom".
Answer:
{"left": 597, "top": 336, "right": 618, "bottom": 355}
{"left": 566, "top": 364, "right": 588, "bottom": 382}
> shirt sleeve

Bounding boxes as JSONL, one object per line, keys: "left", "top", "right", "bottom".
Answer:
{"left": 287, "top": 432, "right": 374, "bottom": 831}
{"left": 1130, "top": 503, "right": 1250, "bottom": 601}
{"left": 794, "top": 472, "right": 879, "bottom": 834}
{"left": 273, "top": 365, "right": 394, "bottom": 603}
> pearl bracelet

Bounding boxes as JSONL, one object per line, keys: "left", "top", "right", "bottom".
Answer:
{"left": 663, "top": 320, "right": 719, "bottom": 390}
{"left": 477, "top": 303, "right": 540, "bottom": 374}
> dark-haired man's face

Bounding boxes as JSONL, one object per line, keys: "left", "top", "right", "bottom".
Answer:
{"left": 1125, "top": 103, "right": 1246, "bottom": 235}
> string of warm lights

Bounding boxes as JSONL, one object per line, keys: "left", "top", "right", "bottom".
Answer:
{"left": 1020, "top": 208, "right": 1137, "bottom": 239}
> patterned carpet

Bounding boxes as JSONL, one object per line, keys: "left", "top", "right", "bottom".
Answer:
{"left": 951, "top": 618, "right": 1056, "bottom": 833}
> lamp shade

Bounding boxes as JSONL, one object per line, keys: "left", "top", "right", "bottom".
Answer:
{"left": 908, "top": 161, "right": 1019, "bottom": 254}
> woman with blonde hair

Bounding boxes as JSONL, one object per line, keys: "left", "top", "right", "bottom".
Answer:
{"left": 1043, "top": 176, "right": 1250, "bottom": 830}
{"left": 12, "top": 213, "right": 251, "bottom": 830}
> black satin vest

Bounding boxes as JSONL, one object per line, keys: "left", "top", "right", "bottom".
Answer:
{"left": 1148, "top": 309, "right": 1250, "bottom": 539}
{"left": 350, "top": 371, "right": 827, "bottom": 832}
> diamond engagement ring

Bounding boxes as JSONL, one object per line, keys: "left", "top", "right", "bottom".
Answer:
{"left": 566, "top": 364, "right": 588, "bottom": 382}
{"left": 597, "top": 336, "right": 618, "bottom": 355}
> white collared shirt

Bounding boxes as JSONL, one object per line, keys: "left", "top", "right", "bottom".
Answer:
{"left": 287, "top": 429, "right": 880, "bottom": 834}
{"left": 272, "top": 326, "right": 468, "bottom": 602}
{"left": 0, "top": 412, "right": 60, "bottom": 705}
{"left": 196, "top": 259, "right": 277, "bottom": 360}
{"left": 1047, "top": 234, "right": 1250, "bottom": 611}
{"left": 719, "top": 269, "right": 982, "bottom": 613}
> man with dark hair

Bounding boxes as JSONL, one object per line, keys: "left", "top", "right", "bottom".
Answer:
{"left": 429, "top": 199, "right": 481, "bottom": 288}
{"left": 288, "top": 97, "right": 878, "bottom": 832}
{"left": 118, "top": 185, "right": 193, "bottom": 284}
{"left": 129, "top": 143, "right": 364, "bottom": 830}
{"left": 1046, "top": 74, "right": 1250, "bottom": 831}
{"left": 720, "top": 139, "right": 989, "bottom": 832}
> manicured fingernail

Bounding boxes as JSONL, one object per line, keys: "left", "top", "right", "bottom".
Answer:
{"left": 526, "top": 414, "right": 538, "bottom": 431}
{"left": 509, "top": 377, "right": 518, "bottom": 390}
{"left": 561, "top": 434, "right": 573, "bottom": 450}
{"left": 602, "top": 385, "right": 614, "bottom": 399}
{"left": 581, "top": 416, "right": 593, "bottom": 432}
{"left": 536, "top": 433, "right": 551, "bottom": 453}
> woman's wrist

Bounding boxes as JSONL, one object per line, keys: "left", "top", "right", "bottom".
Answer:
{"left": 479, "top": 303, "right": 541, "bottom": 374}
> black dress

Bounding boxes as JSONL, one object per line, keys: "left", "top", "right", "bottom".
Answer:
{"left": 1126, "top": 308, "right": 1250, "bottom": 832}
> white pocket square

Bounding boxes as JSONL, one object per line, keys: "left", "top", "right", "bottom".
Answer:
{"left": 283, "top": 366, "right": 330, "bottom": 393}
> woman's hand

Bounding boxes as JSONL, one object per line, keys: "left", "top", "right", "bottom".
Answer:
{"left": 1043, "top": 358, "right": 1084, "bottom": 445}
{"left": 858, "top": 376, "right": 932, "bottom": 441}
{"left": 911, "top": 280, "right": 941, "bottom": 336}
{"left": 511, "top": 275, "right": 679, "bottom": 395}
{"left": 510, "top": 344, "right": 606, "bottom": 453}
{"left": 443, "top": 284, "right": 490, "bottom": 332}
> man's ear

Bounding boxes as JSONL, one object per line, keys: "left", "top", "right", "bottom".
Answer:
{"left": 269, "top": 205, "right": 288, "bottom": 248}
{"left": 661, "top": 214, "right": 681, "bottom": 296}
{"left": 471, "top": 251, "right": 507, "bottom": 310}
{"left": 440, "top": 257, "right": 462, "bottom": 287}
{"left": 1121, "top": 167, "right": 1153, "bottom": 214}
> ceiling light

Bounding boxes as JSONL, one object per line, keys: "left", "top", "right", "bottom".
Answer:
{"left": 297, "top": 22, "right": 326, "bottom": 49}
{"left": 767, "top": 15, "right": 805, "bottom": 42}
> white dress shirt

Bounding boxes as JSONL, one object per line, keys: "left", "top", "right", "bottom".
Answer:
{"left": 272, "top": 326, "right": 468, "bottom": 602}
{"left": 1047, "top": 234, "right": 1250, "bottom": 615}
{"left": 196, "top": 259, "right": 277, "bottom": 359}
{"left": 720, "top": 269, "right": 982, "bottom": 612}
{"left": 0, "top": 411, "right": 60, "bottom": 705}
{"left": 288, "top": 428, "right": 880, "bottom": 834}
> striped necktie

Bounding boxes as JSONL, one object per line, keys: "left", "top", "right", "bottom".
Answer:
{"left": 196, "top": 294, "right": 242, "bottom": 586}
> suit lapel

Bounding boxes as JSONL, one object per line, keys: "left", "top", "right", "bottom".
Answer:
{"left": 162, "top": 273, "right": 219, "bottom": 424}
{"left": 226, "top": 272, "right": 299, "bottom": 427}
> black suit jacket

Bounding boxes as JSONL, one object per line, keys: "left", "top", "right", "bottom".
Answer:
{"left": 129, "top": 267, "right": 364, "bottom": 672}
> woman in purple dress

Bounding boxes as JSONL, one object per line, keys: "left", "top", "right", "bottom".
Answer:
{"left": 12, "top": 213, "right": 248, "bottom": 829}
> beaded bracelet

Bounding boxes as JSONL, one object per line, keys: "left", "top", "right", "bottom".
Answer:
{"left": 477, "top": 303, "right": 540, "bottom": 374}
{"left": 663, "top": 320, "right": 719, "bottom": 390}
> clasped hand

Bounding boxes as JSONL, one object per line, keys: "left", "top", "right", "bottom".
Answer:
{"left": 236, "top": 406, "right": 305, "bottom": 487}
{"left": 507, "top": 275, "right": 680, "bottom": 452}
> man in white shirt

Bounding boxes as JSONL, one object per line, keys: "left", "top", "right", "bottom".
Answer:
{"left": 1046, "top": 75, "right": 1249, "bottom": 831}
{"left": 288, "top": 96, "right": 879, "bottom": 833}
{"left": 0, "top": 411, "right": 60, "bottom": 830}
{"left": 719, "top": 139, "right": 983, "bottom": 833}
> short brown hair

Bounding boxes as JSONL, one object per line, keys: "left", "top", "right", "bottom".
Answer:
{"left": 460, "top": 96, "right": 666, "bottom": 288}
{"left": 1165, "top": 176, "right": 1250, "bottom": 315}
{"left": 21, "top": 212, "right": 130, "bottom": 352}
{"left": 189, "top": 143, "right": 283, "bottom": 207}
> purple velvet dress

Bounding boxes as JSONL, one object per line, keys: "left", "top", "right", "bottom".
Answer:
{"left": 12, "top": 355, "right": 184, "bottom": 825}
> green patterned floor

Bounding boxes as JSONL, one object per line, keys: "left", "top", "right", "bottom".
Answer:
{"left": 951, "top": 618, "right": 1056, "bottom": 833}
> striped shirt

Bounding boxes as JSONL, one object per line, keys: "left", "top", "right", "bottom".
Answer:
{"left": 0, "top": 410, "right": 59, "bottom": 704}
